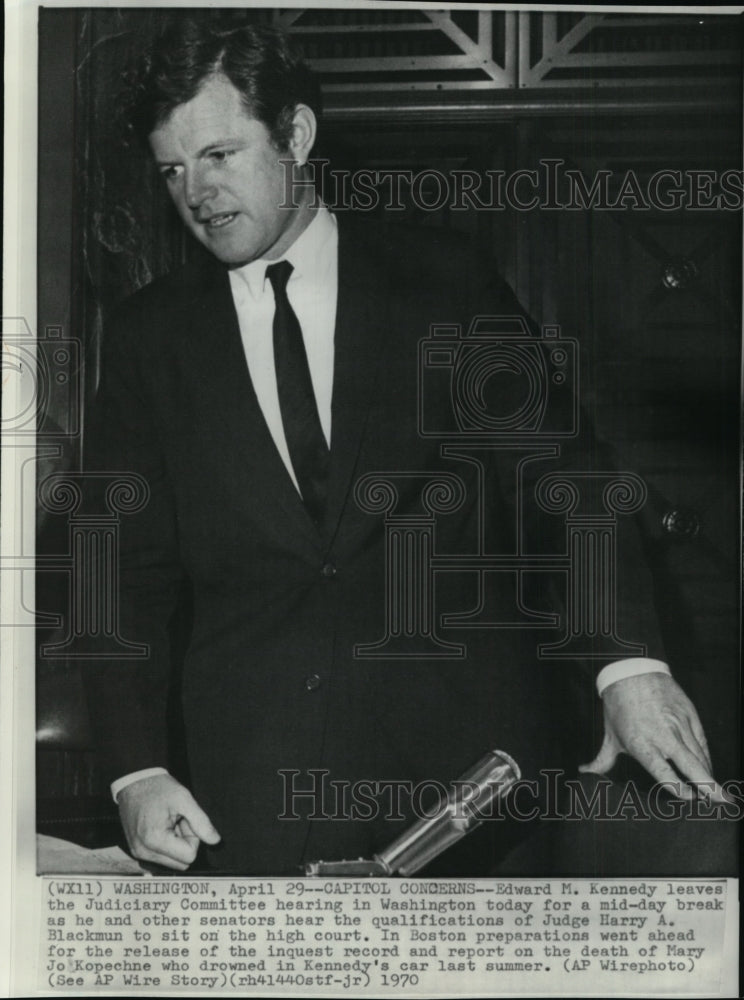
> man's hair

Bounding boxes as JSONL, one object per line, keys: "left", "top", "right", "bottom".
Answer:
{"left": 129, "top": 19, "right": 321, "bottom": 150}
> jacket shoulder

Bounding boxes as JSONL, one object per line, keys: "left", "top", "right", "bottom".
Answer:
{"left": 340, "top": 214, "right": 481, "bottom": 276}
{"left": 339, "top": 214, "right": 529, "bottom": 321}
{"left": 106, "top": 251, "right": 227, "bottom": 347}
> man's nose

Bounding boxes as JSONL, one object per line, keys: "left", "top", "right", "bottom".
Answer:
{"left": 184, "top": 168, "right": 218, "bottom": 211}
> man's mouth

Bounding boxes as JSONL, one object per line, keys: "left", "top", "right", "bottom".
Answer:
{"left": 204, "top": 212, "right": 237, "bottom": 229}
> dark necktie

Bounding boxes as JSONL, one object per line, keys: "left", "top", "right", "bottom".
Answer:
{"left": 267, "top": 260, "right": 329, "bottom": 526}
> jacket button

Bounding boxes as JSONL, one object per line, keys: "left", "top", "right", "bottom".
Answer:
{"left": 304, "top": 674, "right": 321, "bottom": 691}
{"left": 321, "top": 562, "right": 337, "bottom": 578}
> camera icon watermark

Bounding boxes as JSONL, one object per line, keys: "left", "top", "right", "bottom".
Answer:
{"left": 419, "top": 315, "right": 578, "bottom": 440}
{"left": 355, "top": 314, "right": 648, "bottom": 660}
{"left": 1, "top": 317, "right": 81, "bottom": 438}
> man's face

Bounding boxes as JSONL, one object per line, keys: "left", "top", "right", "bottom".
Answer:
{"left": 149, "top": 74, "right": 308, "bottom": 266}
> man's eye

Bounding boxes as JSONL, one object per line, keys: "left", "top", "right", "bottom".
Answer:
{"left": 209, "top": 150, "right": 234, "bottom": 164}
{"left": 159, "top": 166, "right": 180, "bottom": 182}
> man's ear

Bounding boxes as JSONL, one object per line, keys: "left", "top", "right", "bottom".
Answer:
{"left": 288, "top": 104, "right": 317, "bottom": 165}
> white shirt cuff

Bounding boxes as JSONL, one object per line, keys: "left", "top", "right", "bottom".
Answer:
{"left": 111, "top": 767, "right": 170, "bottom": 803}
{"left": 596, "top": 658, "right": 671, "bottom": 697}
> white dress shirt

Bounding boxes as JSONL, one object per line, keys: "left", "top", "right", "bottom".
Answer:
{"left": 110, "top": 210, "right": 669, "bottom": 801}
{"left": 228, "top": 207, "right": 337, "bottom": 491}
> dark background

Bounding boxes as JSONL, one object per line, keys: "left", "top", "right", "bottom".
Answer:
{"left": 35, "top": 7, "right": 741, "bottom": 848}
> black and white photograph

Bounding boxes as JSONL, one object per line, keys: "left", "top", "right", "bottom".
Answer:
{"left": 2, "top": 2, "right": 742, "bottom": 995}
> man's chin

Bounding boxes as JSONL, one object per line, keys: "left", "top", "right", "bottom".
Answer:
{"left": 190, "top": 224, "right": 260, "bottom": 267}
{"left": 200, "top": 241, "right": 262, "bottom": 269}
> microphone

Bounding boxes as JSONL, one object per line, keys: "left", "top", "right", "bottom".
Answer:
{"left": 304, "top": 749, "right": 520, "bottom": 877}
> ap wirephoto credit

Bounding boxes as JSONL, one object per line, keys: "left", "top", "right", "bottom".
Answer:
{"left": 2, "top": 3, "right": 741, "bottom": 997}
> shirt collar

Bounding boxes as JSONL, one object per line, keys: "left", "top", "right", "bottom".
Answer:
{"left": 231, "top": 207, "right": 336, "bottom": 301}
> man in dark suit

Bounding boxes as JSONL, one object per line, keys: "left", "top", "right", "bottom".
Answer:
{"left": 85, "top": 20, "right": 726, "bottom": 875}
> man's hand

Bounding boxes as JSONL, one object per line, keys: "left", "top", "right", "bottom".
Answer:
{"left": 579, "top": 673, "right": 727, "bottom": 802}
{"left": 118, "top": 773, "right": 221, "bottom": 869}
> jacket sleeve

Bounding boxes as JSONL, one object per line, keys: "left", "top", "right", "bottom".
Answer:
{"left": 466, "top": 253, "right": 667, "bottom": 675}
{"left": 80, "top": 296, "right": 185, "bottom": 784}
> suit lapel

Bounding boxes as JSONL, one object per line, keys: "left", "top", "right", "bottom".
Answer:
{"left": 324, "top": 220, "right": 392, "bottom": 539}
{"left": 183, "top": 220, "right": 392, "bottom": 550}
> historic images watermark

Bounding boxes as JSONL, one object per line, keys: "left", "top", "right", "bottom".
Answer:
{"left": 278, "top": 769, "right": 744, "bottom": 825}
{"left": 282, "top": 159, "right": 744, "bottom": 213}
{"left": 12, "top": 162, "right": 737, "bottom": 665}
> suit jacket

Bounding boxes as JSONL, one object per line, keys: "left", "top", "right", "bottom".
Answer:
{"left": 84, "top": 216, "right": 664, "bottom": 874}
